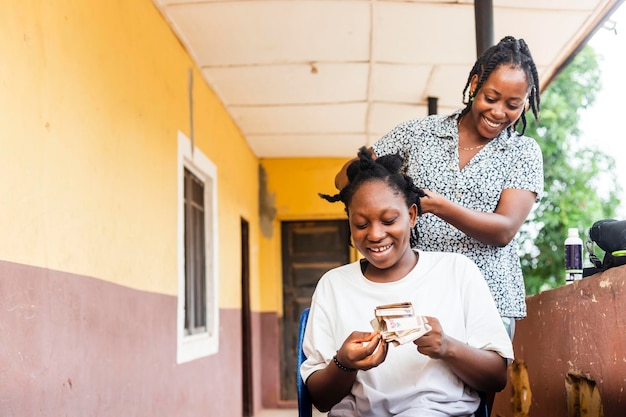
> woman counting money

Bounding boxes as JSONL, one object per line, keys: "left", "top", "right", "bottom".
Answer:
{"left": 301, "top": 148, "right": 512, "bottom": 416}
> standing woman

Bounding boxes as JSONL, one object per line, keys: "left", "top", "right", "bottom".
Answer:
{"left": 335, "top": 36, "right": 544, "bottom": 337}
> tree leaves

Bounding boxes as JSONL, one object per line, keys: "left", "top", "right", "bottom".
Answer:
{"left": 520, "top": 46, "right": 622, "bottom": 294}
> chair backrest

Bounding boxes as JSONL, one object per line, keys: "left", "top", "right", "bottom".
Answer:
{"left": 297, "top": 307, "right": 313, "bottom": 417}
{"left": 295, "top": 306, "right": 488, "bottom": 417}
{"left": 476, "top": 391, "right": 489, "bottom": 417}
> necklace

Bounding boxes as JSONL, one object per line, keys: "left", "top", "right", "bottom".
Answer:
{"left": 460, "top": 143, "right": 487, "bottom": 151}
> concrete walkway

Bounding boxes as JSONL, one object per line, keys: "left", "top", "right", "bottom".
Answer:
{"left": 257, "top": 408, "right": 326, "bottom": 417}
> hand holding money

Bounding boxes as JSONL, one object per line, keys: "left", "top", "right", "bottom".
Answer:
{"left": 370, "top": 302, "right": 431, "bottom": 346}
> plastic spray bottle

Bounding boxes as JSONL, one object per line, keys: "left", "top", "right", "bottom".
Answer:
{"left": 565, "top": 228, "right": 583, "bottom": 284}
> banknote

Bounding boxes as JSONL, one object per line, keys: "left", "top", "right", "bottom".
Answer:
{"left": 370, "top": 302, "right": 431, "bottom": 346}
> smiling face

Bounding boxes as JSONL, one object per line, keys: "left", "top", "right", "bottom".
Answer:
{"left": 469, "top": 64, "right": 530, "bottom": 139}
{"left": 347, "top": 179, "right": 418, "bottom": 282}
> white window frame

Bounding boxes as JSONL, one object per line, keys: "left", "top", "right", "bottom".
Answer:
{"left": 177, "top": 131, "right": 219, "bottom": 363}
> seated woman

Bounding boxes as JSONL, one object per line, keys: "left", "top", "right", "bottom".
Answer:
{"left": 301, "top": 147, "right": 513, "bottom": 417}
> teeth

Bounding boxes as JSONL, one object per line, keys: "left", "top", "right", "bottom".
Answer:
{"left": 483, "top": 116, "right": 500, "bottom": 128}
{"left": 370, "top": 244, "right": 392, "bottom": 252}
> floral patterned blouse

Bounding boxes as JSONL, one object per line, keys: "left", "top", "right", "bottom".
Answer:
{"left": 373, "top": 110, "right": 544, "bottom": 318}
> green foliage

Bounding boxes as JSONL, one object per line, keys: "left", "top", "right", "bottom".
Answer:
{"left": 520, "top": 45, "right": 622, "bottom": 294}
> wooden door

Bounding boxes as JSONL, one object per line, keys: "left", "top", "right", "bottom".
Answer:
{"left": 280, "top": 220, "right": 350, "bottom": 400}
{"left": 241, "top": 218, "right": 253, "bottom": 417}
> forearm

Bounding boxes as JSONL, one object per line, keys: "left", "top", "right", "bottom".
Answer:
{"left": 334, "top": 161, "right": 351, "bottom": 190}
{"left": 430, "top": 200, "right": 516, "bottom": 246}
{"left": 422, "top": 188, "right": 537, "bottom": 247}
{"left": 306, "top": 363, "right": 357, "bottom": 412}
{"left": 440, "top": 338, "right": 508, "bottom": 392}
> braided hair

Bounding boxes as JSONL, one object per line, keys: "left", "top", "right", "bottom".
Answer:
{"left": 460, "top": 36, "right": 541, "bottom": 135}
{"left": 320, "top": 147, "right": 427, "bottom": 216}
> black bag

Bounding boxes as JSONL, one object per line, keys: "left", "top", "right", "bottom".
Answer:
{"left": 583, "top": 219, "right": 626, "bottom": 277}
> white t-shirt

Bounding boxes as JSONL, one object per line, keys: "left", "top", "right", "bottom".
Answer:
{"left": 300, "top": 250, "right": 514, "bottom": 417}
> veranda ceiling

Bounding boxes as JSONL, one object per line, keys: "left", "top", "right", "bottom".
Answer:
{"left": 153, "top": 0, "right": 623, "bottom": 158}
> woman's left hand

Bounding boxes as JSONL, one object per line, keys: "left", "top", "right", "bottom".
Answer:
{"left": 413, "top": 316, "right": 448, "bottom": 359}
{"left": 412, "top": 316, "right": 508, "bottom": 392}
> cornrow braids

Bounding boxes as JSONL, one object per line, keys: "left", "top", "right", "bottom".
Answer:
{"left": 319, "top": 147, "right": 427, "bottom": 216}
{"left": 461, "top": 36, "right": 541, "bottom": 135}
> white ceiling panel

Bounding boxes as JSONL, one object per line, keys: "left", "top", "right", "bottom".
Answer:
{"left": 370, "top": 63, "right": 431, "bottom": 103}
{"left": 368, "top": 102, "right": 428, "bottom": 137}
{"left": 204, "top": 63, "right": 369, "bottom": 105}
{"left": 232, "top": 103, "right": 368, "bottom": 134}
{"left": 493, "top": 10, "right": 594, "bottom": 66}
{"left": 367, "top": 101, "right": 459, "bottom": 142}
{"left": 247, "top": 134, "right": 370, "bottom": 158}
{"left": 373, "top": 3, "right": 476, "bottom": 64}
{"left": 425, "top": 64, "right": 475, "bottom": 108}
{"left": 491, "top": 0, "right": 601, "bottom": 10}
{"left": 163, "top": 1, "right": 371, "bottom": 66}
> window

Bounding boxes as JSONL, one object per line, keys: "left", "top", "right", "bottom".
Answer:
{"left": 177, "top": 131, "right": 218, "bottom": 363}
{"left": 184, "top": 168, "right": 207, "bottom": 334}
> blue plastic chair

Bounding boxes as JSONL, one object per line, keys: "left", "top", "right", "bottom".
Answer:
{"left": 297, "top": 307, "right": 313, "bottom": 417}
{"left": 477, "top": 391, "right": 489, "bottom": 417}
{"left": 296, "top": 307, "right": 489, "bottom": 417}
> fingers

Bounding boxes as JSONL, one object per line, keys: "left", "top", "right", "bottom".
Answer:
{"left": 347, "top": 331, "right": 379, "bottom": 343}
{"left": 422, "top": 316, "right": 438, "bottom": 330}
{"left": 413, "top": 316, "right": 446, "bottom": 358}
{"left": 338, "top": 331, "right": 387, "bottom": 371}
{"left": 361, "top": 333, "right": 382, "bottom": 354}
{"left": 372, "top": 338, "right": 388, "bottom": 365}
{"left": 354, "top": 337, "right": 387, "bottom": 371}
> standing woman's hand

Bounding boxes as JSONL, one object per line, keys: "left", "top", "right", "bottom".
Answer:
{"left": 418, "top": 189, "right": 445, "bottom": 215}
{"left": 417, "top": 188, "right": 537, "bottom": 247}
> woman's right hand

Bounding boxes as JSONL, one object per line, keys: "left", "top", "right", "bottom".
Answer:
{"left": 307, "top": 331, "right": 387, "bottom": 412}
{"left": 336, "top": 331, "right": 387, "bottom": 371}
{"left": 418, "top": 189, "right": 443, "bottom": 215}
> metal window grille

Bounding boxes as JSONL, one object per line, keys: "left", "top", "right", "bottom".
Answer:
{"left": 184, "top": 168, "right": 207, "bottom": 334}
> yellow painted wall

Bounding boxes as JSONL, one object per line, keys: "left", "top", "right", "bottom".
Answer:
{"left": 264, "top": 158, "right": 348, "bottom": 220}
{"left": 258, "top": 158, "right": 349, "bottom": 312}
{"left": 0, "top": 0, "right": 259, "bottom": 306}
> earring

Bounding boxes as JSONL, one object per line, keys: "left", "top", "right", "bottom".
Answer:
{"left": 469, "top": 91, "right": 475, "bottom": 102}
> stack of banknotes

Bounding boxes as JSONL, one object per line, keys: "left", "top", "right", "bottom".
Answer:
{"left": 370, "top": 302, "right": 431, "bottom": 346}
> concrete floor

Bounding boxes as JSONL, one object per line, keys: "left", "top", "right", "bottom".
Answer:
{"left": 257, "top": 408, "right": 326, "bottom": 417}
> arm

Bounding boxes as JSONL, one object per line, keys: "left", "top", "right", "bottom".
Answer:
{"left": 420, "top": 188, "right": 537, "bottom": 247}
{"left": 421, "top": 137, "right": 543, "bottom": 247}
{"left": 306, "top": 331, "right": 387, "bottom": 412}
{"left": 414, "top": 317, "right": 508, "bottom": 392}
